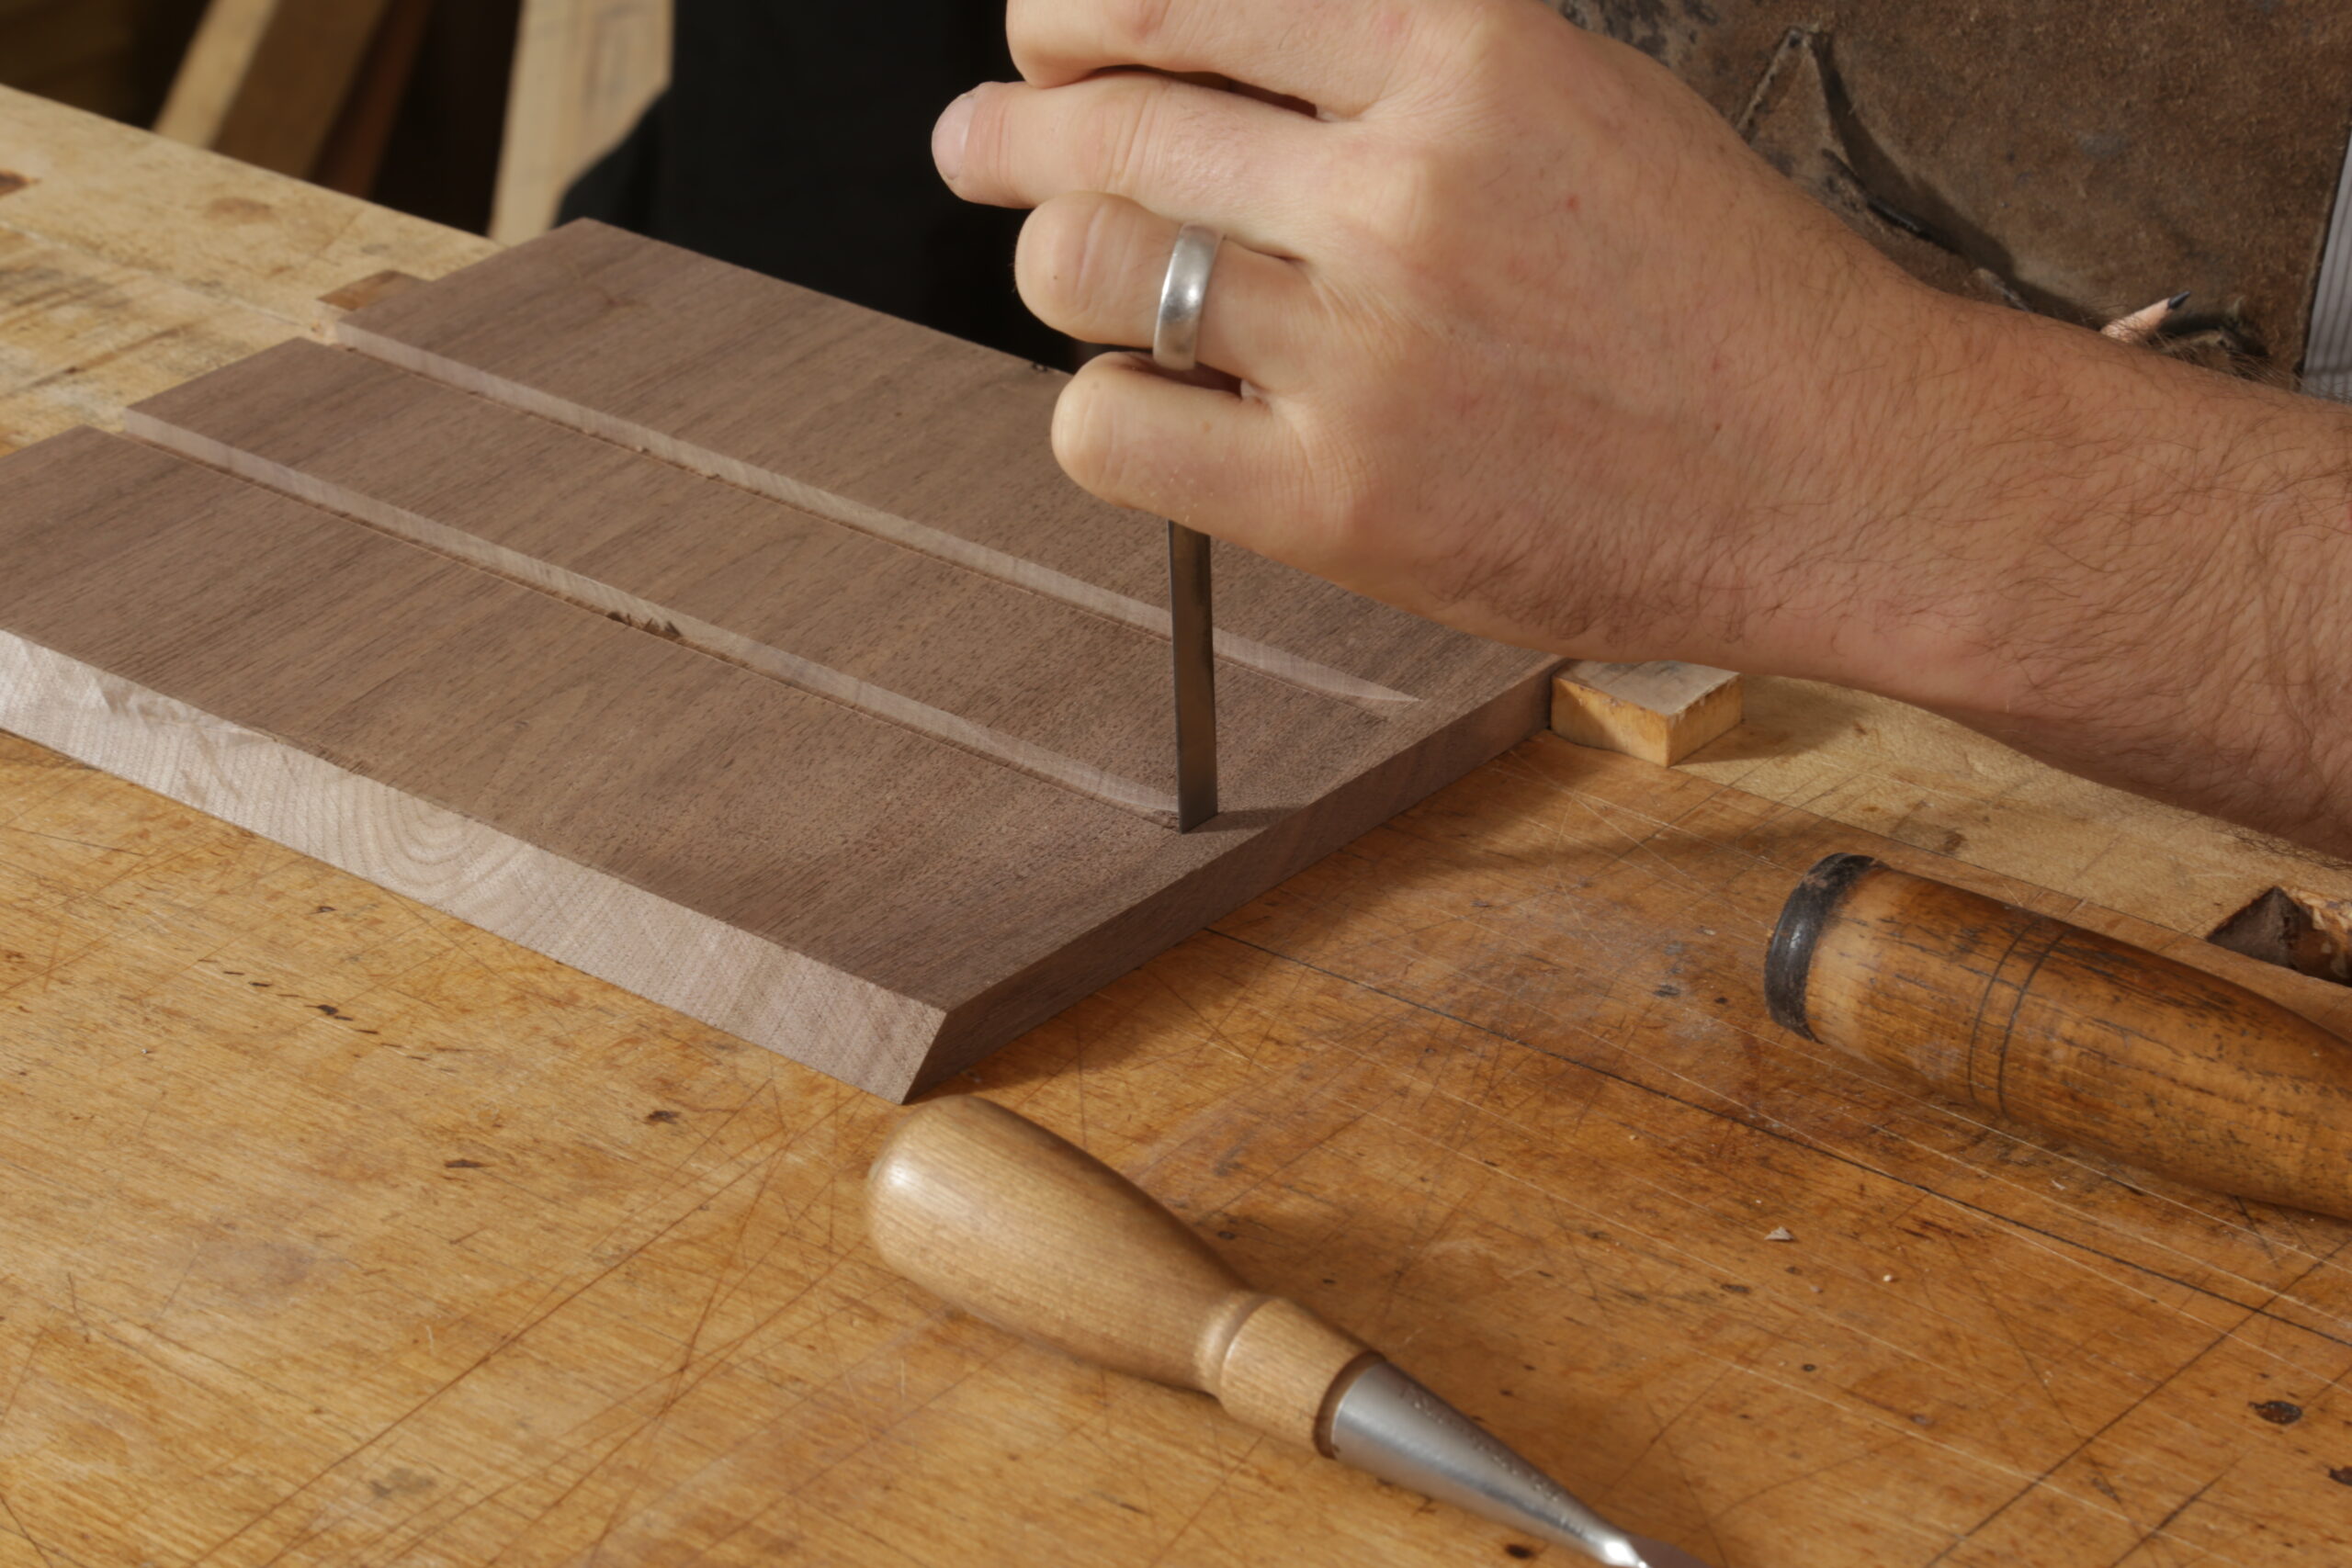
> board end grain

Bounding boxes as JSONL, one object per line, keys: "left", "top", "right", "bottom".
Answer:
{"left": 1551, "top": 660, "right": 1744, "bottom": 765}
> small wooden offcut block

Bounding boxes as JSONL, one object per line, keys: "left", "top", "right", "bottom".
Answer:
{"left": 1551, "top": 660, "right": 1743, "bottom": 765}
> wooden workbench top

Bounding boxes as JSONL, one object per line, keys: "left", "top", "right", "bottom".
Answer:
{"left": 3, "top": 85, "right": 2349, "bottom": 1567}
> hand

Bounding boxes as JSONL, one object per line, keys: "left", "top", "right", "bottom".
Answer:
{"left": 930, "top": 0, "right": 1977, "bottom": 680}
{"left": 933, "top": 0, "right": 2352, "bottom": 853}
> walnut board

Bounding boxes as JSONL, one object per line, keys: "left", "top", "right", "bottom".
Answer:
{"left": 0, "top": 221, "right": 1556, "bottom": 1100}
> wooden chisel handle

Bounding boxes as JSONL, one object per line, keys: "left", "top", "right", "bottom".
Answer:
{"left": 1768, "top": 853, "right": 2352, "bottom": 1219}
{"left": 865, "top": 1097, "right": 1374, "bottom": 1451}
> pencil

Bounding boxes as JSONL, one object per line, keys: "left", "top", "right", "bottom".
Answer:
{"left": 2101, "top": 290, "right": 2191, "bottom": 345}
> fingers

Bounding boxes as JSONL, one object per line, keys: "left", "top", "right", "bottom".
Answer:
{"left": 1052, "top": 354, "right": 1309, "bottom": 545}
{"left": 1008, "top": 0, "right": 1434, "bottom": 116}
{"left": 937, "top": 72, "right": 1322, "bottom": 239}
{"left": 1017, "top": 193, "right": 1320, "bottom": 390}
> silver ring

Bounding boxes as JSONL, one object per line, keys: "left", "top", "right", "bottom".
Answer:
{"left": 1153, "top": 222, "right": 1223, "bottom": 372}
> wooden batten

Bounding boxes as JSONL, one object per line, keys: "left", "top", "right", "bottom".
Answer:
{"left": 492, "top": 0, "right": 673, "bottom": 244}
{"left": 155, "top": 0, "right": 396, "bottom": 179}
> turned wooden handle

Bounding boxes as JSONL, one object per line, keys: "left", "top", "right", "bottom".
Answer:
{"left": 865, "top": 1097, "right": 1373, "bottom": 1451}
{"left": 1768, "top": 853, "right": 2352, "bottom": 1219}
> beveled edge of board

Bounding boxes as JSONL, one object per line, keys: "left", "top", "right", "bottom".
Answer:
{"left": 0, "top": 628, "right": 948, "bottom": 1100}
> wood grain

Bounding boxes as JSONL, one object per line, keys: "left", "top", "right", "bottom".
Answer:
{"left": 0, "top": 85, "right": 492, "bottom": 457}
{"left": 0, "top": 428, "right": 966, "bottom": 1085}
{"left": 7, "top": 84, "right": 2352, "bottom": 1568}
{"left": 5, "top": 720, "right": 2351, "bottom": 1566}
{"left": 4, "top": 77, "right": 2343, "bottom": 943}
{"left": 1770, "top": 853, "right": 2352, "bottom": 1220}
{"left": 124, "top": 339, "right": 1388, "bottom": 819}
{"left": 0, "top": 84, "right": 497, "bottom": 338}
{"left": 867, "top": 1097, "right": 1371, "bottom": 1454}
{"left": 332, "top": 220, "right": 1458, "bottom": 708}
{"left": 1676, "top": 671, "right": 2352, "bottom": 940}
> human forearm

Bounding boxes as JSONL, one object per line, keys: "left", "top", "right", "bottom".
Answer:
{"left": 937, "top": 0, "right": 2352, "bottom": 853}
{"left": 1839, "top": 299, "right": 2352, "bottom": 851}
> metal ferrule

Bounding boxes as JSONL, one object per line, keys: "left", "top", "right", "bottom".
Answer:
{"left": 1326, "top": 1360, "right": 1649, "bottom": 1568}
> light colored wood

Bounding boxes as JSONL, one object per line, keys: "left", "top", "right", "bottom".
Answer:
{"left": 6, "top": 716, "right": 2352, "bottom": 1564}
{"left": 0, "top": 85, "right": 496, "bottom": 324}
{"left": 0, "top": 85, "right": 493, "bottom": 460}
{"left": 492, "top": 0, "right": 670, "bottom": 244}
{"left": 154, "top": 0, "right": 277, "bottom": 147}
{"left": 1678, "top": 671, "right": 2352, "bottom": 938}
{"left": 868, "top": 1098, "right": 1371, "bottom": 1453}
{"left": 1216, "top": 1296, "right": 1374, "bottom": 1452}
{"left": 1774, "top": 855, "right": 2352, "bottom": 1219}
{"left": 156, "top": 0, "right": 396, "bottom": 178}
{"left": 6, "top": 85, "right": 2352, "bottom": 1568}
{"left": 1553, "top": 660, "right": 1745, "bottom": 764}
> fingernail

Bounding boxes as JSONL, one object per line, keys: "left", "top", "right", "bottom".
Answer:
{"left": 2166, "top": 290, "right": 2191, "bottom": 310}
{"left": 933, "top": 92, "right": 976, "bottom": 182}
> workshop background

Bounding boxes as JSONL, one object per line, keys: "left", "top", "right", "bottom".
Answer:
{"left": 4, "top": 0, "right": 2343, "bottom": 374}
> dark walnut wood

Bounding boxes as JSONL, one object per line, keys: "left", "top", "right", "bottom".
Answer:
{"left": 127, "top": 339, "right": 1386, "bottom": 820}
{"left": 1768, "top": 853, "right": 2352, "bottom": 1220}
{"left": 0, "top": 223, "right": 1557, "bottom": 1100}
{"left": 328, "top": 220, "right": 1487, "bottom": 706}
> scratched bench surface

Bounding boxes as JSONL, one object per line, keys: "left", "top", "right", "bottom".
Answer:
{"left": 4, "top": 725, "right": 2348, "bottom": 1566}
{"left": 4, "top": 84, "right": 2352, "bottom": 1568}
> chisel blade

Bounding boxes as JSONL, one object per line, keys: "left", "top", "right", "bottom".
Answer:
{"left": 1168, "top": 519, "right": 1217, "bottom": 830}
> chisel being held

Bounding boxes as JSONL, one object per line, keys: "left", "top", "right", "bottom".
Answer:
{"left": 865, "top": 1097, "right": 1711, "bottom": 1568}
{"left": 1156, "top": 221, "right": 1222, "bottom": 832}
{"left": 1166, "top": 517, "right": 1217, "bottom": 829}
{"left": 1769, "top": 853, "right": 2352, "bottom": 1219}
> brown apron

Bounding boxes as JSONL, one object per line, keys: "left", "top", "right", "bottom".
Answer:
{"left": 1566, "top": 1, "right": 2352, "bottom": 383}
